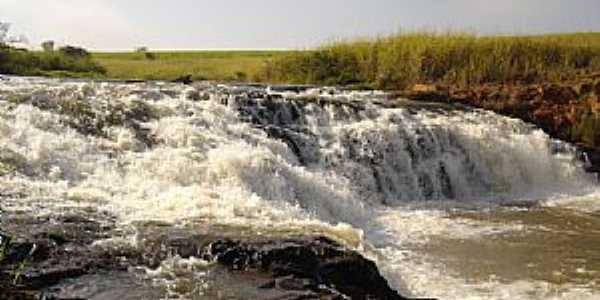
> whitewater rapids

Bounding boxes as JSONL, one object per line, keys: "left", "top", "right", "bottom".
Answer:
{"left": 0, "top": 76, "right": 599, "bottom": 299}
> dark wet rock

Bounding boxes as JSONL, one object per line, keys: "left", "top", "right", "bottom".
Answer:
{"left": 4, "top": 242, "right": 36, "bottom": 265}
{"left": 186, "top": 89, "right": 210, "bottom": 101}
{"left": 172, "top": 74, "right": 193, "bottom": 85}
{"left": 123, "top": 79, "right": 145, "bottom": 84}
{"left": 131, "top": 225, "right": 418, "bottom": 299}
{"left": 11, "top": 92, "right": 160, "bottom": 147}
{"left": 49, "top": 272, "right": 164, "bottom": 300}
{"left": 261, "top": 125, "right": 319, "bottom": 165}
{"left": 268, "top": 85, "right": 316, "bottom": 94}
{"left": 225, "top": 90, "right": 375, "bottom": 167}
{"left": 581, "top": 147, "right": 600, "bottom": 178}
{"left": 0, "top": 210, "right": 422, "bottom": 300}
{"left": 0, "top": 209, "right": 122, "bottom": 299}
{"left": 206, "top": 238, "right": 407, "bottom": 299}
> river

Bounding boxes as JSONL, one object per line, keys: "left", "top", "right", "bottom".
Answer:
{"left": 0, "top": 76, "right": 599, "bottom": 299}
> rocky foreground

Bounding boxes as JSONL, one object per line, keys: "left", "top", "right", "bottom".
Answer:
{"left": 0, "top": 207, "right": 419, "bottom": 300}
{"left": 397, "top": 73, "right": 600, "bottom": 175}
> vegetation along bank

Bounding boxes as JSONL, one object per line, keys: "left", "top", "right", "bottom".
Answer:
{"left": 263, "top": 32, "right": 600, "bottom": 170}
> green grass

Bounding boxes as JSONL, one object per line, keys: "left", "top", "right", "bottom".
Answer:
{"left": 92, "top": 50, "right": 293, "bottom": 81}
{"left": 6, "top": 32, "right": 600, "bottom": 87}
{"left": 263, "top": 32, "right": 600, "bottom": 89}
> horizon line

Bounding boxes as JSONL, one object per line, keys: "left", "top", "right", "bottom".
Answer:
{"left": 90, "top": 48, "right": 295, "bottom": 53}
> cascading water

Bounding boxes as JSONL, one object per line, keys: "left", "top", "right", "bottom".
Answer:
{"left": 0, "top": 76, "right": 599, "bottom": 299}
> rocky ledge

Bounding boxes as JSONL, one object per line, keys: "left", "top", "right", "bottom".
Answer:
{"left": 397, "top": 74, "right": 600, "bottom": 176}
{"left": 0, "top": 208, "right": 422, "bottom": 300}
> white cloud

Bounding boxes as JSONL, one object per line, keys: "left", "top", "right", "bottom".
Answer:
{"left": 0, "top": 0, "right": 139, "bottom": 49}
{"left": 1, "top": 0, "right": 598, "bottom": 50}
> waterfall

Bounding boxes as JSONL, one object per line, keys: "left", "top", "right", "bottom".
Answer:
{"left": 1, "top": 77, "right": 598, "bottom": 300}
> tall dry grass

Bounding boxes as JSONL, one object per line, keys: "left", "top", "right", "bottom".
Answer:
{"left": 263, "top": 32, "right": 600, "bottom": 89}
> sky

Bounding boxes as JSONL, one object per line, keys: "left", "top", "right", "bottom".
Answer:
{"left": 1, "top": 0, "right": 600, "bottom": 50}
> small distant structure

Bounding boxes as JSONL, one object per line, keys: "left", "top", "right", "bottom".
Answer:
{"left": 41, "top": 40, "right": 55, "bottom": 52}
{"left": 135, "top": 46, "right": 149, "bottom": 53}
{"left": 59, "top": 45, "right": 91, "bottom": 58}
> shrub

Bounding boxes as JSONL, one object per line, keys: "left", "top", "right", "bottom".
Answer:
{"left": 0, "top": 46, "right": 105, "bottom": 76}
{"left": 144, "top": 52, "right": 156, "bottom": 60}
{"left": 59, "top": 45, "right": 91, "bottom": 58}
{"left": 41, "top": 40, "right": 54, "bottom": 52}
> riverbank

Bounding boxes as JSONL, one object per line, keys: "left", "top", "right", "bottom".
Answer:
{"left": 260, "top": 32, "right": 600, "bottom": 172}
{"left": 395, "top": 73, "right": 600, "bottom": 173}
{"left": 263, "top": 32, "right": 600, "bottom": 89}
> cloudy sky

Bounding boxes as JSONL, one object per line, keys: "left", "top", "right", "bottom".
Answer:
{"left": 1, "top": 0, "right": 599, "bottom": 50}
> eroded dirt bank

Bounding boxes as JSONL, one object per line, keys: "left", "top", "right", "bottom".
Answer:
{"left": 398, "top": 74, "right": 600, "bottom": 173}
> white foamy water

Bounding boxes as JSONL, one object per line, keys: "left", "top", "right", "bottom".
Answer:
{"left": 1, "top": 76, "right": 599, "bottom": 299}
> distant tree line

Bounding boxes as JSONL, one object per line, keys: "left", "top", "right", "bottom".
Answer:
{"left": 0, "top": 22, "right": 105, "bottom": 77}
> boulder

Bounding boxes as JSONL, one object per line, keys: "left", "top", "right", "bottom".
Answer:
{"left": 0, "top": 209, "right": 421, "bottom": 300}
{"left": 582, "top": 148, "right": 600, "bottom": 174}
{"left": 207, "top": 238, "right": 407, "bottom": 299}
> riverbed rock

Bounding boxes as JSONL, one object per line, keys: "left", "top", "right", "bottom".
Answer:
{"left": 206, "top": 238, "right": 406, "bottom": 299}
{"left": 172, "top": 74, "right": 193, "bottom": 85}
{"left": 0, "top": 209, "right": 418, "bottom": 300}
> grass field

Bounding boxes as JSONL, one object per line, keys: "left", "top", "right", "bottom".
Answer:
{"left": 264, "top": 32, "right": 600, "bottom": 89}
{"left": 92, "top": 50, "right": 292, "bottom": 81}
{"left": 16, "top": 32, "right": 598, "bottom": 87}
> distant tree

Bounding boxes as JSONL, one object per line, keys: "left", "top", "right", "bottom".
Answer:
{"left": 58, "top": 45, "right": 91, "bottom": 58}
{"left": 0, "top": 22, "right": 9, "bottom": 46}
{"left": 41, "top": 40, "right": 55, "bottom": 52}
{"left": 0, "top": 22, "right": 27, "bottom": 47}
{"left": 135, "top": 46, "right": 156, "bottom": 60}
{"left": 135, "top": 46, "right": 148, "bottom": 53}
{"left": 144, "top": 52, "right": 156, "bottom": 60}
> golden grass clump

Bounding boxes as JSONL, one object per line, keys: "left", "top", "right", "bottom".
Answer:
{"left": 263, "top": 32, "right": 600, "bottom": 89}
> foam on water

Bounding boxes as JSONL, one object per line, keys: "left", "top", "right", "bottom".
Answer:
{"left": 1, "top": 77, "right": 598, "bottom": 299}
